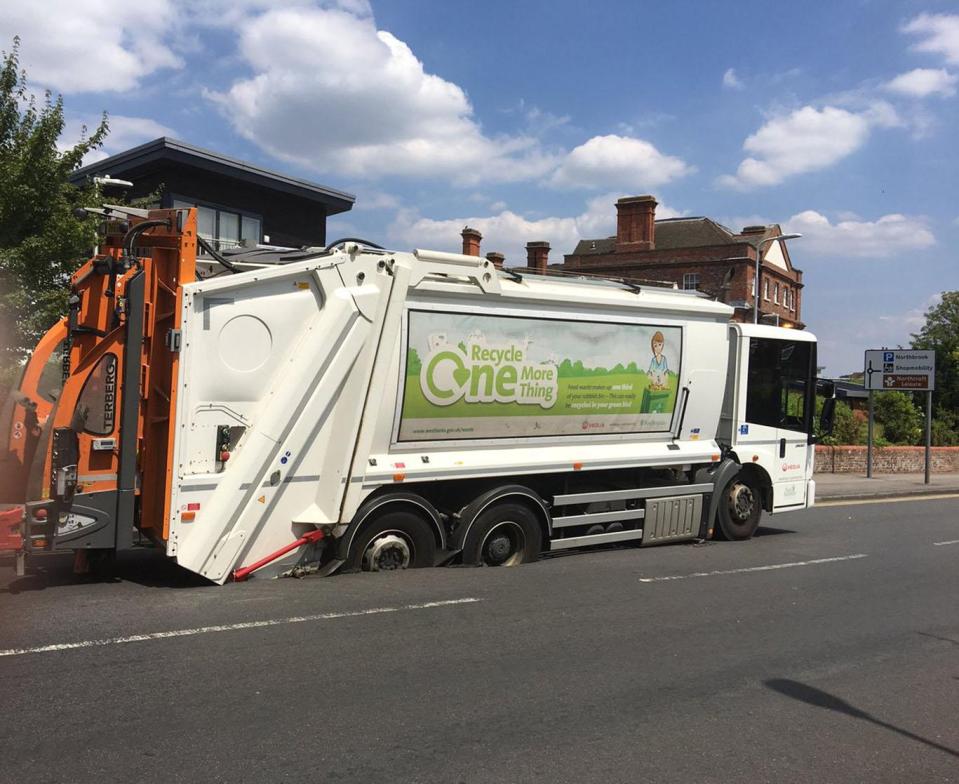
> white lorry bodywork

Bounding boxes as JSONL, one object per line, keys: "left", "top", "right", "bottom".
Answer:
{"left": 165, "top": 246, "right": 819, "bottom": 583}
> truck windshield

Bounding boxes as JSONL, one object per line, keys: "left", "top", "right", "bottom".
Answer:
{"left": 746, "top": 337, "right": 814, "bottom": 434}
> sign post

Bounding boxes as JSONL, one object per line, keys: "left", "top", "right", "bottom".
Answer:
{"left": 864, "top": 349, "right": 936, "bottom": 483}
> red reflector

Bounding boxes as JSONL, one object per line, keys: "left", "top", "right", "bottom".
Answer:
{"left": 219, "top": 451, "right": 231, "bottom": 462}
{"left": 187, "top": 502, "right": 201, "bottom": 511}
{"left": 33, "top": 508, "right": 48, "bottom": 521}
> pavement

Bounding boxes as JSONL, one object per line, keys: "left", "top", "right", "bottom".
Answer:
{"left": 815, "top": 471, "right": 959, "bottom": 501}
{"left": 1, "top": 496, "right": 958, "bottom": 783}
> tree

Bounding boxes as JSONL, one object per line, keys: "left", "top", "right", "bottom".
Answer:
{"left": 873, "top": 391, "right": 923, "bottom": 445}
{"left": 0, "top": 37, "right": 108, "bottom": 389}
{"left": 911, "top": 291, "right": 959, "bottom": 415}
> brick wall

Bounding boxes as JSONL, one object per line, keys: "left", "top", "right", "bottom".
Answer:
{"left": 564, "top": 244, "right": 804, "bottom": 326}
{"left": 815, "top": 445, "right": 959, "bottom": 473}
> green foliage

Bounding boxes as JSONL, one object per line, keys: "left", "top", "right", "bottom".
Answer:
{"left": 0, "top": 37, "right": 107, "bottom": 386}
{"left": 873, "top": 391, "right": 923, "bottom": 445}
{"left": 815, "top": 397, "right": 866, "bottom": 446}
{"left": 911, "top": 291, "right": 959, "bottom": 415}
{"left": 931, "top": 405, "right": 959, "bottom": 446}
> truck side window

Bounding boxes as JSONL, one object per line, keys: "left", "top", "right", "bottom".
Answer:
{"left": 746, "top": 338, "right": 812, "bottom": 432}
{"left": 37, "top": 339, "right": 67, "bottom": 403}
{"left": 74, "top": 353, "right": 118, "bottom": 436}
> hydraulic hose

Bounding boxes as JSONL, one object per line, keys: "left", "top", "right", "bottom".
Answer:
{"left": 324, "top": 237, "right": 385, "bottom": 251}
{"left": 196, "top": 235, "right": 241, "bottom": 273}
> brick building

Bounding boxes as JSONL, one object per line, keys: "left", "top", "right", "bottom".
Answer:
{"left": 562, "top": 195, "right": 804, "bottom": 328}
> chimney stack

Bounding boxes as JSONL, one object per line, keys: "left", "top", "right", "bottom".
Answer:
{"left": 526, "top": 241, "right": 550, "bottom": 273}
{"left": 615, "top": 195, "right": 657, "bottom": 252}
{"left": 461, "top": 226, "right": 482, "bottom": 257}
{"left": 486, "top": 251, "right": 505, "bottom": 269}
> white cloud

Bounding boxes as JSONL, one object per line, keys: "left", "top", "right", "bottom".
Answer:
{"left": 0, "top": 1, "right": 182, "bottom": 93}
{"left": 388, "top": 193, "right": 685, "bottom": 264}
{"left": 902, "top": 13, "right": 959, "bottom": 65}
{"left": 884, "top": 67, "right": 957, "bottom": 97}
{"left": 549, "top": 135, "right": 693, "bottom": 190}
{"left": 60, "top": 115, "right": 177, "bottom": 166}
{"left": 352, "top": 190, "right": 400, "bottom": 211}
{"left": 879, "top": 292, "right": 942, "bottom": 330}
{"left": 722, "top": 68, "right": 744, "bottom": 90}
{"left": 209, "top": 6, "right": 556, "bottom": 183}
{"left": 717, "top": 105, "right": 895, "bottom": 189}
{"left": 783, "top": 210, "right": 935, "bottom": 257}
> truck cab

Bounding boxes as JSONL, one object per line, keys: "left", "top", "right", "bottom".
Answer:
{"left": 720, "top": 323, "right": 820, "bottom": 518}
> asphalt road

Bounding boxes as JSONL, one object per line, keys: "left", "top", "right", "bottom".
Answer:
{"left": 1, "top": 496, "right": 957, "bottom": 784}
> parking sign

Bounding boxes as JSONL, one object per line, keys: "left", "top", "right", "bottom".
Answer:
{"left": 864, "top": 349, "right": 935, "bottom": 391}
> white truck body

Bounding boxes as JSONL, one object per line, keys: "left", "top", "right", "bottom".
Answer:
{"left": 164, "top": 246, "right": 818, "bottom": 582}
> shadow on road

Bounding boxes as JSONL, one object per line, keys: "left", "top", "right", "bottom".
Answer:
{"left": 917, "top": 631, "right": 959, "bottom": 647}
{"left": 1, "top": 549, "right": 212, "bottom": 594}
{"left": 765, "top": 678, "right": 959, "bottom": 760}
{"left": 753, "top": 526, "right": 796, "bottom": 538}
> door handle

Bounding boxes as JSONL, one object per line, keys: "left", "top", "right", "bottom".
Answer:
{"left": 779, "top": 438, "right": 786, "bottom": 458}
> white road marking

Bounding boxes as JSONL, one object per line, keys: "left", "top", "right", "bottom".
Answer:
{"left": 933, "top": 539, "right": 959, "bottom": 547}
{"left": 639, "top": 554, "right": 869, "bottom": 583}
{"left": 0, "top": 598, "right": 483, "bottom": 659}
{"left": 818, "top": 493, "right": 959, "bottom": 508}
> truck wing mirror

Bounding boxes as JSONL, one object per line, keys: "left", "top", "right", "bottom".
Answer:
{"left": 819, "top": 397, "right": 837, "bottom": 436}
{"left": 815, "top": 378, "right": 835, "bottom": 398}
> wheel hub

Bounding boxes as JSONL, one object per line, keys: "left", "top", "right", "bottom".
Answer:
{"left": 729, "top": 483, "right": 755, "bottom": 521}
{"left": 363, "top": 533, "right": 411, "bottom": 571}
{"left": 485, "top": 533, "right": 512, "bottom": 564}
{"left": 480, "top": 521, "right": 526, "bottom": 567}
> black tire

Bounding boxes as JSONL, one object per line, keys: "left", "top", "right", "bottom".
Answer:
{"left": 462, "top": 502, "right": 543, "bottom": 567}
{"left": 715, "top": 475, "right": 762, "bottom": 541}
{"left": 346, "top": 510, "right": 437, "bottom": 572}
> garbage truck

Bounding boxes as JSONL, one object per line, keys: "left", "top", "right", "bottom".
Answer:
{"left": 0, "top": 208, "right": 834, "bottom": 583}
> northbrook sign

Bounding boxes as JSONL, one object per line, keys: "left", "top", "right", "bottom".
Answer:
{"left": 864, "top": 349, "right": 935, "bottom": 391}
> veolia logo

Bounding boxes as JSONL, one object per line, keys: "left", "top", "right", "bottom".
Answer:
{"left": 421, "top": 338, "right": 558, "bottom": 409}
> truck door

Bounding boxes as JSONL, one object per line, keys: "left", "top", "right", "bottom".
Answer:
{"left": 739, "top": 335, "right": 815, "bottom": 510}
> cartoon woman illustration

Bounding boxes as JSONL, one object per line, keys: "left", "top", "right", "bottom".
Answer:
{"left": 647, "top": 331, "right": 668, "bottom": 390}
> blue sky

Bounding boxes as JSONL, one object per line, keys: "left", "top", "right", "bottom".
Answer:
{"left": 3, "top": 0, "right": 958, "bottom": 374}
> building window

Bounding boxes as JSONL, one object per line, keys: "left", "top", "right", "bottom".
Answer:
{"left": 683, "top": 273, "right": 700, "bottom": 291}
{"left": 774, "top": 283, "right": 780, "bottom": 304}
{"left": 763, "top": 279, "right": 769, "bottom": 300}
{"left": 174, "top": 200, "right": 261, "bottom": 250}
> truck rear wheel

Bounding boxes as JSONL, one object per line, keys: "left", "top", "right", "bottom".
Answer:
{"left": 347, "top": 511, "right": 436, "bottom": 572}
{"left": 715, "top": 476, "right": 762, "bottom": 540}
{"left": 462, "top": 502, "right": 542, "bottom": 567}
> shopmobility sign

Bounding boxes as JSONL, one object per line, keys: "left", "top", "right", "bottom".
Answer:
{"left": 864, "top": 349, "right": 935, "bottom": 391}
{"left": 398, "top": 311, "right": 682, "bottom": 441}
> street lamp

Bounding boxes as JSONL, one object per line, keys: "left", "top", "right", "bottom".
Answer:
{"left": 749, "top": 232, "right": 802, "bottom": 324}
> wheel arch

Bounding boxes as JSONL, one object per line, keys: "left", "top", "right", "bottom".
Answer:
{"left": 727, "top": 455, "right": 774, "bottom": 512}
{"left": 450, "top": 484, "right": 551, "bottom": 552}
{"left": 337, "top": 492, "right": 447, "bottom": 563}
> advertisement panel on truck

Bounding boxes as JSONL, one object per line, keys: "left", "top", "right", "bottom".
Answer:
{"left": 398, "top": 310, "right": 682, "bottom": 441}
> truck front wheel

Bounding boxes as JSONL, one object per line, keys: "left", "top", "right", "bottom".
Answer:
{"left": 347, "top": 511, "right": 436, "bottom": 572}
{"left": 462, "top": 503, "right": 542, "bottom": 567}
{"left": 715, "top": 476, "right": 762, "bottom": 540}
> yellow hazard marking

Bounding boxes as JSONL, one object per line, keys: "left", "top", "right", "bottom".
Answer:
{"left": 257, "top": 495, "right": 266, "bottom": 504}
{"left": 818, "top": 493, "right": 959, "bottom": 508}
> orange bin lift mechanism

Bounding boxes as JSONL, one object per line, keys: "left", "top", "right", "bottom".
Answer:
{"left": 0, "top": 318, "right": 67, "bottom": 504}
{"left": 38, "top": 209, "right": 196, "bottom": 543}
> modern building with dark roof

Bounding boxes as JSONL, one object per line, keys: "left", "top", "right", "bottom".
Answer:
{"left": 70, "top": 137, "right": 355, "bottom": 249}
{"left": 563, "top": 195, "right": 805, "bottom": 328}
